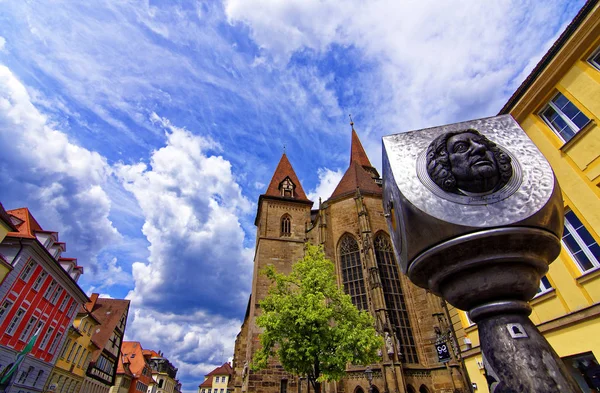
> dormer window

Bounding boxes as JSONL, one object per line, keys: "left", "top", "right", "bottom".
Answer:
{"left": 279, "top": 177, "right": 295, "bottom": 198}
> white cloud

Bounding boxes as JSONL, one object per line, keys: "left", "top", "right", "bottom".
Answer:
{"left": 225, "top": 0, "right": 575, "bottom": 169}
{"left": 116, "top": 114, "right": 253, "bottom": 383}
{"left": 0, "top": 64, "right": 123, "bottom": 285}
{"left": 0, "top": 36, "right": 6, "bottom": 52}
{"left": 307, "top": 167, "right": 344, "bottom": 203}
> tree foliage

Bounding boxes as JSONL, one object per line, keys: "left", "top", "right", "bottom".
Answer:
{"left": 252, "top": 243, "right": 382, "bottom": 392}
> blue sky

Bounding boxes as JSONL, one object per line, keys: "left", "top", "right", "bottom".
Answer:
{"left": 0, "top": 0, "right": 584, "bottom": 391}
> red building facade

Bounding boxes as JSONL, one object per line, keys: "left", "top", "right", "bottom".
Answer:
{"left": 0, "top": 208, "right": 89, "bottom": 393}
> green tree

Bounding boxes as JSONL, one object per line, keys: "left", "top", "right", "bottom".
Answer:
{"left": 253, "top": 243, "right": 383, "bottom": 393}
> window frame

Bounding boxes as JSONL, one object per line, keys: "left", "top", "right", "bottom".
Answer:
{"left": 6, "top": 307, "right": 27, "bottom": 336}
{"left": 19, "top": 260, "right": 36, "bottom": 283}
{"left": 0, "top": 300, "right": 14, "bottom": 326}
{"left": 588, "top": 45, "right": 600, "bottom": 71}
{"left": 536, "top": 275, "right": 553, "bottom": 296}
{"left": 562, "top": 209, "right": 600, "bottom": 273}
{"left": 38, "top": 326, "right": 54, "bottom": 351}
{"left": 31, "top": 270, "right": 48, "bottom": 292}
{"left": 539, "top": 92, "right": 591, "bottom": 143}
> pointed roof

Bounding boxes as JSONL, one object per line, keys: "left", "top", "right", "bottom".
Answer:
{"left": 6, "top": 207, "right": 43, "bottom": 238}
{"left": 264, "top": 153, "right": 311, "bottom": 202}
{"left": 350, "top": 128, "right": 373, "bottom": 168}
{"left": 329, "top": 128, "right": 381, "bottom": 201}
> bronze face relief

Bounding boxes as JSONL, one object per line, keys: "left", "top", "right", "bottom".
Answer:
{"left": 416, "top": 129, "right": 522, "bottom": 205}
{"left": 426, "top": 129, "right": 512, "bottom": 195}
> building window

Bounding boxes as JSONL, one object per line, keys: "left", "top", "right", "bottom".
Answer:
{"left": 280, "top": 215, "right": 291, "bottom": 237}
{"left": 589, "top": 46, "right": 600, "bottom": 71}
{"left": 66, "top": 302, "right": 76, "bottom": 318}
{"left": 540, "top": 92, "right": 590, "bottom": 142}
{"left": 31, "top": 271, "right": 47, "bottom": 292}
{"left": 38, "top": 327, "right": 54, "bottom": 350}
{"left": 33, "top": 370, "right": 43, "bottom": 386}
{"left": 158, "top": 379, "right": 163, "bottom": 388}
{"left": 562, "top": 210, "right": 600, "bottom": 273}
{"left": 72, "top": 345, "right": 82, "bottom": 365}
{"left": 43, "top": 280, "right": 57, "bottom": 300}
{"left": 374, "top": 233, "right": 419, "bottom": 364}
{"left": 280, "top": 379, "right": 288, "bottom": 393}
{"left": 0, "top": 300, "right": 14, "bottom": 325}
{"left": 6, "top": 308, "right": 26, "bottom": 336}
{"left": 48, "top": 332, "right": 63, "bottom": 355}
{"left": 50, "top": 288, "right": 62, "bottom": 305}
{"left": 60, "top": 340, "right": 72, "bottom": 359}
{"left": 66, "top": 342, "right": 77, "bottom": 361}
{"left": 58, "top": 295, "right": 69, "bottom": 312}
{"left": 19, "top": 261, "right": 36, "bottom": 282}
{"left": 19, "top": 316, "right": 38, "bottom": 342}
{"left": 537, "top": 276, "right": 553, "bottom": 295}
{"left": 18, "top": 366, "right": 33, "bottom": 384}
{"left": 339, "top": 234, "right": 368, "bottom": 311}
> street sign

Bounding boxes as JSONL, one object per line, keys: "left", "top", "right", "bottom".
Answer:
{"left": 435, "top": 342, "right": 451, "bottom": 363}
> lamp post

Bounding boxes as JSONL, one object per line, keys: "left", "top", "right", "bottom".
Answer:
{"left": 364, "top": 366, "right": 373, "bottom": 393}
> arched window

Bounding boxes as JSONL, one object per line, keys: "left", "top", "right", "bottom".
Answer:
{"left": 406, "top": 385, "right": 416, "bottom": 393}
{"left": 374, "top": 233, "right": 419, "bottom": 364}
{"left": 281, "top": 215, "right": 291, "bottom": 237}
{"left": 339, "top": 234, "right": 368, "bottom": 310}
{"left": 419, "top": 385, "right": 431, "bottom": 393}
{"left": 354, "top": 387, "right": 365, "bottom": 393}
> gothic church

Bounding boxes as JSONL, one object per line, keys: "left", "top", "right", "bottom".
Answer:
{"left": 231, "top": 125, "right": 469, "bottom": 393}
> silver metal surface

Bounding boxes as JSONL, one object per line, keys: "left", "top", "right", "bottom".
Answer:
{"left": 383, "top": 115, "right": 554, "bottom": 227}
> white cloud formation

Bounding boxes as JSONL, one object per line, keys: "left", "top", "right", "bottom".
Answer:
{"left": 225, "top": 0, "right": 577, "bottom": 167}
{"left": 307, "top": 167, "right": 344, "bottom": 203}
{"left": 116, "top": 114, "right": 253, "bottom": 387}
{"left": 0, "top": 36, "right": 6, "bottom": 52}
{"left": 0, "top": 64, "right": 124, "bottom": 286}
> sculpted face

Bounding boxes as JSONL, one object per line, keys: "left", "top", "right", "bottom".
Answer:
{"left": 446, "top": 132, "right": 499, "bottom": 193}
{"left": 425, "top": 129, "right": 512, "bottom": 196}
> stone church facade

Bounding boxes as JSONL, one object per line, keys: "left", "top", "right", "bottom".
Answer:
{"left": 232, "top": 126, "right": 470, "bottom": 393}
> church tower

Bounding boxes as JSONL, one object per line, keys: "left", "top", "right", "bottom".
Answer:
{"left": 232, "top": 127, "right": 470, "bottom": 393}
{"left": 232, "top": 153, "right": 313, "bottom": 393}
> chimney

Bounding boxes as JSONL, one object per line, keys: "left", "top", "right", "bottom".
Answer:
{"left": 89, "top": 293, "right": 99, "bottom": 309}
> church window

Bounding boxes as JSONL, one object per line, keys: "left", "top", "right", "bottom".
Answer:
{"left": 339, "top": 234, "right": 368, "bottom": 311}
{"left": 281, "top": 215, "right": 291, "bottom": 237}
{"left": 374, "top": 233, "right": 419, "bottom": 364}
{"left": 279, "top": 178, "right": 295, "bottom": 198}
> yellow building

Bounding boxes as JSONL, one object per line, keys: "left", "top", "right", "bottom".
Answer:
{"left": 45, "top": 304, "right": 101, "bottom": 392}
{"left": 198, "top": 363, "right": 232, "bottom": 393}
{"left": 0, "top": 202, "right": 17, "bottom": 284}
{"left": 460, "top": 1, "right": 600, "bottom": 391}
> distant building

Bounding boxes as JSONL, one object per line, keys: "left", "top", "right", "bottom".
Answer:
{"left": 0, "top": 207, "right": 89, "bottom": 392}
{"left": 198, "top": 363, "right": 232, "bottom": 393}
{"left": 109, "top": 353, "right": 134, "bottom": 393}
{"left": 0, "top": 203, "right": 17, "bottom": 284}
{"left": 79, "top": 294, "right": 130, "bottom": 393}
{"left": 459, "top": 1, "right": 600, "bottom": 392}
{"left": 120, "top": 342, "right": 156, "bottom": 393}
{"left": 143, "top": 349, "right": 178, "bottom": 393}
{"left": 44, "top": 297, "right": 102, "bottom": 393}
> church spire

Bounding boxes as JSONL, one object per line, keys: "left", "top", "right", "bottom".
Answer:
{"left": 263, "top": 152, "right": 311, "bottom": 202}
{"left": 329, "top": 118, "right": 381, "bottom": 201}
{"left": 348, "top": 116, "right": 373, "bottom": 168}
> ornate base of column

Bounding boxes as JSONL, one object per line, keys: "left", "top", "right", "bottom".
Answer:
{"left": 471, "top": 301, "right": 581, "bottom": 393}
